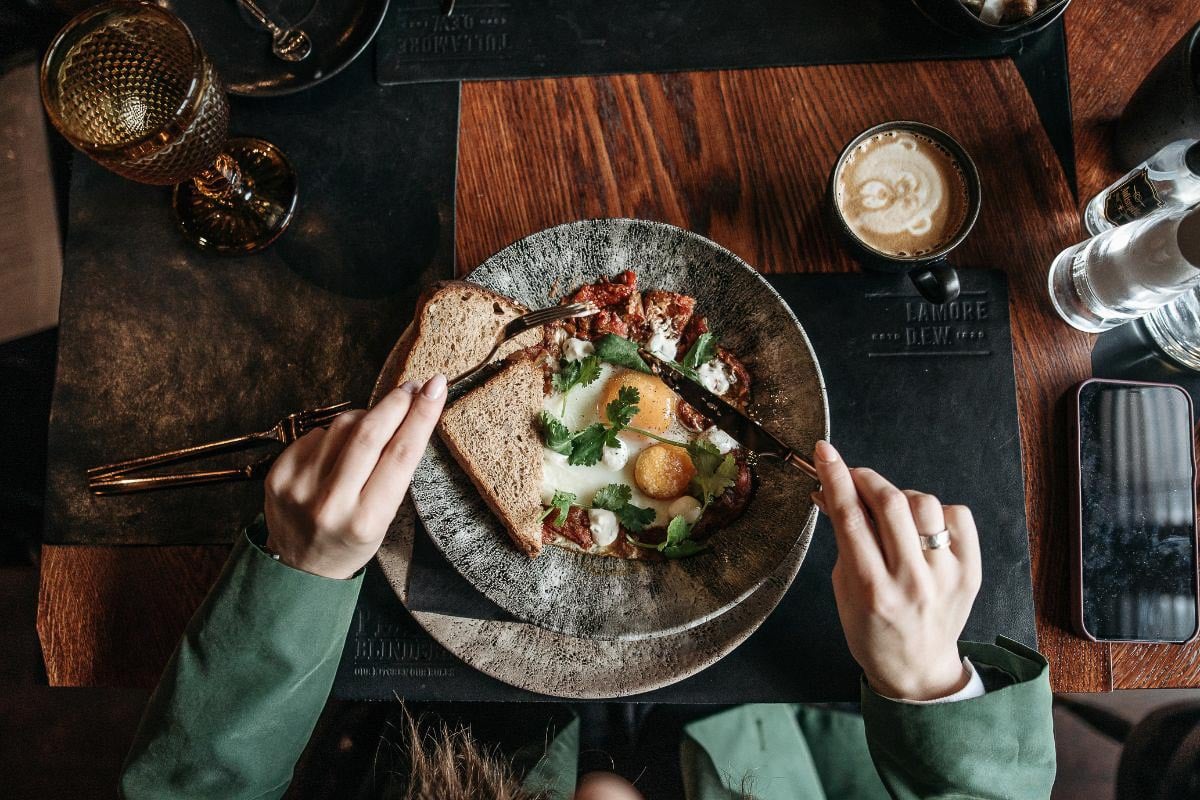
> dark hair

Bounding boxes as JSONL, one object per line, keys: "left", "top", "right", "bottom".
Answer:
{"left": 373, "top": 705, "right": 759, "bottom": 800}
{"left": 374, "top": 706, "right": 548, "bottom": 800}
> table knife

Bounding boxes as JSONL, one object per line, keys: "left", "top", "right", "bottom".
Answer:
{"left": 637, "top": 348, "right": 819, "bottom": 480}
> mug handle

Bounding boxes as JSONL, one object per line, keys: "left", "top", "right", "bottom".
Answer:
{"left": 909, "top": 262, "right": 961, "bottom": 304}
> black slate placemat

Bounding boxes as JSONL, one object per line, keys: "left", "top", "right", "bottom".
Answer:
{"left": 377, "top": 0, "right": 1014, "bottom": 85}
{"left": 43, "top": 56, "right": 459, "bottom": 545}
{"left": 334, "top": 268, "right": 1036, "bottom": 702}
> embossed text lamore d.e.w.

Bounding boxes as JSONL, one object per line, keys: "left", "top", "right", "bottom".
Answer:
{"left": 867, "top": 294, "right": 993, "bottom": 357}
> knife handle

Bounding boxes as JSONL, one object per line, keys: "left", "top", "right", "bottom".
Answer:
{"left": 784, "top": 451, "right": 820, "bottom": 481}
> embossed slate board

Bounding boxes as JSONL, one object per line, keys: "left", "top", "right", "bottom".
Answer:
{"left": 333, "top": 268, "right": 1036, "bottom": 702}
{"left": 376, "top": 1, "right": 1076, "bottom": 187}
{"left": 377, "top": 0, "right": 1012, "bottom": 84}
{"left": 42, "top": 57, "right": 459, "bottom": 545}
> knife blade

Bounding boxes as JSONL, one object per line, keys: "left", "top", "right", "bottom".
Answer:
{"left": 636, "top": 348, "right": 819, "bottom": 480}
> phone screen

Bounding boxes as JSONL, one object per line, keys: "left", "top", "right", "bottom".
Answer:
{"left": 1079, "top": 382, "right": 1198, "bottom": 642}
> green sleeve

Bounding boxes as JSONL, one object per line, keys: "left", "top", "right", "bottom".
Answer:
{"left": 120, "top": 519, "right": 363, "bottom": 800}
{"left": 860, "top": 638, "right": 1056, "bottom": 800}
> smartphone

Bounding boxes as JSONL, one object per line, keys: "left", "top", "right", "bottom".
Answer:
{"left": 1071, "top": 379, "right": 1199, "bottom": 643}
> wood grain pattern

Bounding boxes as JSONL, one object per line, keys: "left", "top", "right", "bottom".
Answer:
{"left": 1067, "top": 0, "right": 1198, "bottom": 210}
{"left": 456, "top": 59, "right": 1105, "bottom": 691}
{"left": 1066, "top": 0, "right": 1200, "bottom": 690}
{"left": 37, "top": 545, "right": 228, "bottom": 688}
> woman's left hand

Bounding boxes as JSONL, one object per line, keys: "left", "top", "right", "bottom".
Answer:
{"left": 263, "top": 376, "right": 447, "bottom": 579}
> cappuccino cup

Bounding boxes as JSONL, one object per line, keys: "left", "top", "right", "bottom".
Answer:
{"left": 829, "top": 121, "right": 981, "bottom": 304}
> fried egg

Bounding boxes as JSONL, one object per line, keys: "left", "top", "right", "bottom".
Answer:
{"left": 541, "top": 364, "right": 701, "bottom": 527}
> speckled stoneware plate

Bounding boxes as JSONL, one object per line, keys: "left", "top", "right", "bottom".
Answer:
{"left": 374, "top": 500, "right": 814, "bottom": 698}
{"left": 406, "top": 219, "right": 828, "bottom": 640}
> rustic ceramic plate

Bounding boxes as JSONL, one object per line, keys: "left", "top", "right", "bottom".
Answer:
{"left": 406, "top": 219, "right": 828, "bottom": 640}
{"left": 375, "top": 501, "right": 815, "bottom": 698}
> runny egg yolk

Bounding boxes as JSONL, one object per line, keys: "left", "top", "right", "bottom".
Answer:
{"left": 635, "top": 444, "right": 696, "bottom": 499}
{"left": 597, "top": 370, "right": 675, "bottom": 434}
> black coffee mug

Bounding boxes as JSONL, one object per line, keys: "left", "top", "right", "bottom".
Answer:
{"left": 828, "top": 121, "right": 982, "bottom": 305}
{"left": 1115, "top": 22, "right": 1200, "bottom": 171}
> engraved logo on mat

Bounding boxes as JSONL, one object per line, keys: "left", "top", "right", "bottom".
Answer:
{"left": 864, "top": 291, "right": 992, "bottom": 358}
{"left": 348, "top": 606, "right": 459, "bottom": 679}
{"left": 393, "top": 4, "right": 513, "bottom": 62}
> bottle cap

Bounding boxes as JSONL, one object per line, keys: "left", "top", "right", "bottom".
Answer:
{"left": 1186, "top": 140, "right": 1200, "bottom": 175}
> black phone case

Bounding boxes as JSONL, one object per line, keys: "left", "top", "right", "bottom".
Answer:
{"left": 1070, "top": 378, "right": 1200, "bottom": 644}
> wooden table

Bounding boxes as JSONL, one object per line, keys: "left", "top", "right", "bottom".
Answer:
{"left": 38, "top": 0, "right": 1200, "bottom": 692}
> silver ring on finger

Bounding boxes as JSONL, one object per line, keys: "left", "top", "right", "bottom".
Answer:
{"left": 919, "top": 528, "right": 951, "bottom": 551}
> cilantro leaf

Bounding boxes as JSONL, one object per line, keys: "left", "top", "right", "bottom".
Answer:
{"left": 552, "top": 354, "right": 601, "bottom": 394}
{"left": 539, "top": 490, "right": 576, "bottom": 527}
{"left": 551, "top": 358, "right": 580, "bottom": 394}
{"left": 552, "top": 355, "right": 602, "bottom": 414}
{"left": 568, "top": 423, "right": 608, "bottom": 466}
{"left": 576, "top": 355, "right": 602, "bottom": 388}
{"left": 592, "top": 483, "right": 656, "bottom": 533}
{"left": 655, "top": 515, "right": 708, "bottom": 558}
{"left": 616, "top": 503, "right": 656, "bottom": 533}
{"left": 662, "top": 539, "right": 709, "bottom": 559}
{"left": 663, "top": 514, "right": 692, "bottom": 548}
{"left": 669, "top": 362, "right": 700, "bottom": 383}
{"left": 686, "top": 439, "right": 724, "bottom": 477}
{"left": 591, "top": 483, "right": 632, "bottom": 511}
{"left": 594, "top": 334, "right": 651, "bottom": 373}
{"left": 538, "top": 412, "right": 573, "bottom": 455}
{"left": 687, "top": 440, "right": 739, "bottom": 505}
{"left": 681, "top": 332, "right": 716, "bottom": 370}
{"left": 606, "top": 385, "right": 639, "bottom": 428}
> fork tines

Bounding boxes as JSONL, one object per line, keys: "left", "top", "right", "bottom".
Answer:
{"left": 517, "top": 302, "right": 597, "bottom": 329}
{"left": 85, "top": 400, "right": 354, "bottom": 482}
{"left": 291, "top": 400, "right": 354, "bottom": 433}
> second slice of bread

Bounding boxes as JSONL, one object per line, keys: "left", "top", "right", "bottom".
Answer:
{"left": 437, "top": 355, "right": 546, "bottom": 557}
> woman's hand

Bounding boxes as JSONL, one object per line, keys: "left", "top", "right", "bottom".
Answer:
{"left": 262, "top": 376, "right": 447, "bottom": 579}
{"left": 811, "top": 440, "right": 982, "bottom": 701}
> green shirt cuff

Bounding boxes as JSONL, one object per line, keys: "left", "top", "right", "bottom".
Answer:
{"left": 244, "top": 514, "right": 366, "bottom": 582}
{"left": 860, "top": 638, "right": 1056, "bottom": 800}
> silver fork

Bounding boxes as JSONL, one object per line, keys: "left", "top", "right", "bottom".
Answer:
{"left": 450, "top": 302, "right": 599, "bottom": 387}
{"left": 87, "top": 401, "right": 352, "bottom": 494}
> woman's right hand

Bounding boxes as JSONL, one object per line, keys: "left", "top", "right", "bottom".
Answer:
{"left": 811, "top": 440, "right": 982, "bottom": 701}
{"left": 262, "top": 375, "right": 447, "bottom": 580}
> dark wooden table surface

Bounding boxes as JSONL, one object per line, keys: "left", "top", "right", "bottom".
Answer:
{"left": 38, "top": 0, "right": 1200, "bottom": 692}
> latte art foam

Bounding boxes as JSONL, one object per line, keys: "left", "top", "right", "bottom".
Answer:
{"left": 835, "top": 131, "right": 969, "bottom": 258}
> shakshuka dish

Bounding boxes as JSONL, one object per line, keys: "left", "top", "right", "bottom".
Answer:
{"left": 535, "top": 271, "right": 754, "bottom": 560}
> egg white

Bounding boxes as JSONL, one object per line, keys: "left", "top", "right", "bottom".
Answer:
{"left": 541, "top": 363, "right": 699, "bottom": 528}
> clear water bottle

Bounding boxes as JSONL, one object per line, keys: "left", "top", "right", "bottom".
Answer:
{"left": 1048, "top": 203, "right": 1200, "bottom": 333}
{"left": 1143, "top": 287, "right": 1200, "bottom": 370}
{"left": 1083, "top": 139, "right": 1200, "bottom": 235}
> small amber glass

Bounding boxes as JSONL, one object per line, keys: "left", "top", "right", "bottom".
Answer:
{"left": 41, "top": 1, "right": 297, "bottom": 254}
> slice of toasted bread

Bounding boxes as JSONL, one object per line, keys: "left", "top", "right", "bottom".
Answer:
{"left": 391, "top": 281, "right": 541, "bottom": 388}
{"left": 437, "top": 356, "right": 546, "bottom": 557}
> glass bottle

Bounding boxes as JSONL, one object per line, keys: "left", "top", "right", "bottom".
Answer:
{"left": 1049, "top": 203, "right": 1200, "bottom": 333}
{"left": 1143, "top": 287, "right": 1200, "bottom": 371}
{"left": 1084, "top": 139, "right": 1200, "bottom": 235}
